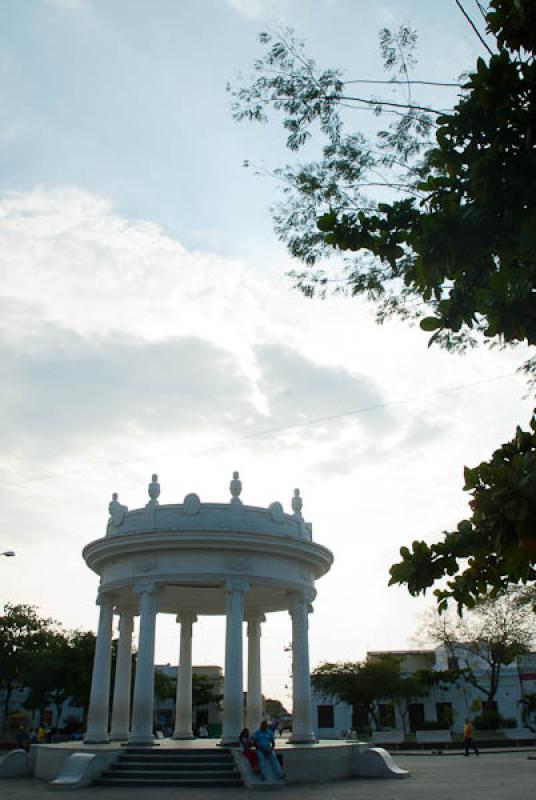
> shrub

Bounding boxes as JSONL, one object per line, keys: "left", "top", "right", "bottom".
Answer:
{"left": 474, "top": 711, "right": 514, "bottom": 730}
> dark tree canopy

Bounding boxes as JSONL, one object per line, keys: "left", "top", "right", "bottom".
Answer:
{"left": 192, "top": 674, "right": 222, "bottom": 708}
{"left": 0, "top": 604, "right": 97, "bottom": 725}
{"left": 153, "top": 672, "right": 222, "bottom": 708}
{"left": 390, "top": 409, "right": 536, "bottom": 609}
{"left": 230, "top": 0, "right": 536, "bottom": 358}
{"left": 0, "top": 604, "right": 57, "bottom": 721}
{"left": 231, "top": 0, "right": 536, "bottom": 611}
{"left": 264, "top": 697, "right": 288, "bottom": 718}
{"left": 311, "top": 657, "right": 436, "bottom": 729}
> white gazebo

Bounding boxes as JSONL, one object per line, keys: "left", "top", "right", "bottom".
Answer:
{"left": 82, "top": 472, "right": 333, "bottom": 747}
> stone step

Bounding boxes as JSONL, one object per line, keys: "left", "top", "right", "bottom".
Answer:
{"left": 101, "top": 744, "right": 243, "bottom": 788}
{"left": 118, "top": 753, "right": 232, "bottom": 763}
{"left": 113, "top": 761, "right": 235, "bottom": 771}
{"left": 95, "top": 777, "right": 243, "bottom": 787}
{"left": 104, "top": 768, "right": 238, "bottom": 779}
{"left": 122, "top": 747, "right": 227, "bottom": 755}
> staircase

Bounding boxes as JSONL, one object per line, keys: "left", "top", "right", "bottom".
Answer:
{"left": 95, "top": 746, "right": 243, "bottom": 788}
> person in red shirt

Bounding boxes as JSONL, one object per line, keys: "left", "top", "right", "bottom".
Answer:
{"left": 239, "top": 728, "right": 259, "bottom": 774}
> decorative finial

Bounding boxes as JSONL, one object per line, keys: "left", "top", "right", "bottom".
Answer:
{"left": 147, "top": 473, "right": 160, "bottom": 506}
{"left": 291, "top": 488, "right": 303, "bottom": 519}
{"left": 230, "top": 470, "right": 242, "bottom": 505}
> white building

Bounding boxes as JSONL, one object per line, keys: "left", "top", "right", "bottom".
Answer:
{"left": 312, "top": 647, "right": 536, "bottom": 739}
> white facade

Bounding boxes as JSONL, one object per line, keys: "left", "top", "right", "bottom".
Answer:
{"left": 311, "top": 647, "right": 536, "bottom": 738}
{"left": 82, "top": 473, "right": 333, "bottom": 745}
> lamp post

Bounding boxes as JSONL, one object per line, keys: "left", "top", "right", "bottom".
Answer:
{"left": 1, "top": 551, "right": 15, "bottom": 557}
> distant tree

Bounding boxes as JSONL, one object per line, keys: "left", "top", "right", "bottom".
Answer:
{"left": 23, "top": 632, "right": 70, "bottom": 723}
{"left": 154, "top": 671, "right": 176, "bottom": 705}
{"left": 0, "top": 604, "right": 57, "bottom": 725}
{"left": 264, "top": 698, "right": 288, "bottom": 718}
{"left": 22, "top": 629, "right": 98, "bottom": 725}
{"left": 153, "top": 672, "right": 222, "bottom": 711}
{"left": 311, "top": 657, "right": 429, "bottom": 730}
{"left": 192, "top": 674, "right": 222, "bottom": 708}
{"left": 420, "top": 590, "right": 535, "bottom": 710}
{"left": 62, "top": 631, "right": 97, "bottom": 718}
{"left": 389, "top": 668, "right": 452, "bottom": 734}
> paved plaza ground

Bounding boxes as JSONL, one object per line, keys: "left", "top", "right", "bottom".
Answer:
{"left": 1, "top": 749, "right": 535, "bottom": 800}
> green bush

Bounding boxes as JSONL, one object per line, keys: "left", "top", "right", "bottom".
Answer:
{"left": 474, "top": 711, "right": 515, "bottom": 730}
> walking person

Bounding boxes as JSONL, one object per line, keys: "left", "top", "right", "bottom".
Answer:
{"left": 253, "top": 720, "right": 285, "bottom": 781}
{"left": 463, "top": 718, "right": 479, "bottom": 756}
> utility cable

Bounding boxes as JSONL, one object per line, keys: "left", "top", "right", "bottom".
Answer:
{"left": 1, "top": 369, "right": 520, "bottom": 489}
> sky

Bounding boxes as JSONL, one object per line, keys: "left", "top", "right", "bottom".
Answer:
{"left": 0, "top": 0, "right": 533, "bottom": 708}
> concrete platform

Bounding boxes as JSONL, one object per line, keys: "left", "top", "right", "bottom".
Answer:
{"left": 1, "top": 750, "right": 535, "bottom": 799}
{"left": 29, "top": 739, "right": 390, "bottom": 784}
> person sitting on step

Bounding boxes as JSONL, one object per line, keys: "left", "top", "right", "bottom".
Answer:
{"left": 252, "top": 720, "right": 285, "bottom": 781}
{"left": 239, "top": 728, "right": 260, "bottom": 774}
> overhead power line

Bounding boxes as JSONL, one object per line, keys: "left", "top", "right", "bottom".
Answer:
{"left": 2, "top": 370, "right": 519, "bottom": 490}
{"left": 206, "top": 371, "right": 517, "bottom": 448}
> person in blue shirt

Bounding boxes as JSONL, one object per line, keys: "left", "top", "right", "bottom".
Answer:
{"left": 252, "top": 720, "right": 284, "bottom": 781}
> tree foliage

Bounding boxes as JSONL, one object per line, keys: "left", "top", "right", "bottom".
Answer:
{"left": 192, "top": 674, "right": 222, "bottom": 708}
{"left": 62, "top": 631, "right": 97, "bottom": 714}
{"left": 22, "top": 629, "right": 97, "bottom": 724}
{"left": 0, "top": 603, "right": 96, "bottom": 727}
{"left": 230, "top": 1, "right": 536, "bottom": 355}
{"left": 311, "top": 656, "right": 433, "bottom": 729}
{"left": 153, "top": 671, "right": 222, "bottom": 708}
{"left": 390, "top": 410, "right": 536, "bottom": 609}
{"left": 231, "top": 1, "right": 536, "bottom": 610}
{"left": 264, "top": 697, "right": 288, "bottom": 718}
{"left": 420, "top": 591, "right": 535, "bottom": 706}
{"left": 0, "top": 604, "right": 57, "bottom": 722}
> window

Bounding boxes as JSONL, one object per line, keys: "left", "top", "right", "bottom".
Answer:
{"left": 378, "top": 703, "right": 395, "bottom": 728}
{"left": 317, "top": 704, "right": 334, "bottom": 728}
{"left": 447, "top": 656, "right": 459, "bottom": 671}
{"left": 408, "top": 703, "right": 425, "bottom": 732}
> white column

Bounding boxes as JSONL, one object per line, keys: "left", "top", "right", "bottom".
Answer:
{"left": 246, "top": 612, "right": 265, "bottom": 731}
{"left": 221, "top": 578, "right": 249, "bottom": 745}
{"left": 110, "top": 606, "right": 135, "bottom": 741}
{"left": 84, "top": 592, "right": 115, "bottom": 743}
{"left": 129, "top": 581, "right": 159, "bottom": 745}
{"left": 288, "top": 591, "right": 317, "bottom": 744}
{"left": 172, "top": 611, "right": 197, "bottom": 739}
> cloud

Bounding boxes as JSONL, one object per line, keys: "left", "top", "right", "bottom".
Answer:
{"left": 0, "top": 323, "right": 254, "bottom": 459}
{"left": 0, "top": 186, "right": 395, "bottom": 479}
{"left": 254, "top": 342, "right": 389, "bottom": 431}
{"left": 43, "top": 0, "right": 88, "bottom": 9}
{"left": 225, "top": 0, "right": 289, "bottom": 20}
{"left": 0, "top": 186, "right": 269, "bottom": 349}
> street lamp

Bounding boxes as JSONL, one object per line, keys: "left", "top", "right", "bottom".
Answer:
{"left": 1, "top": 551, "right": 15, "bottom": 557}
